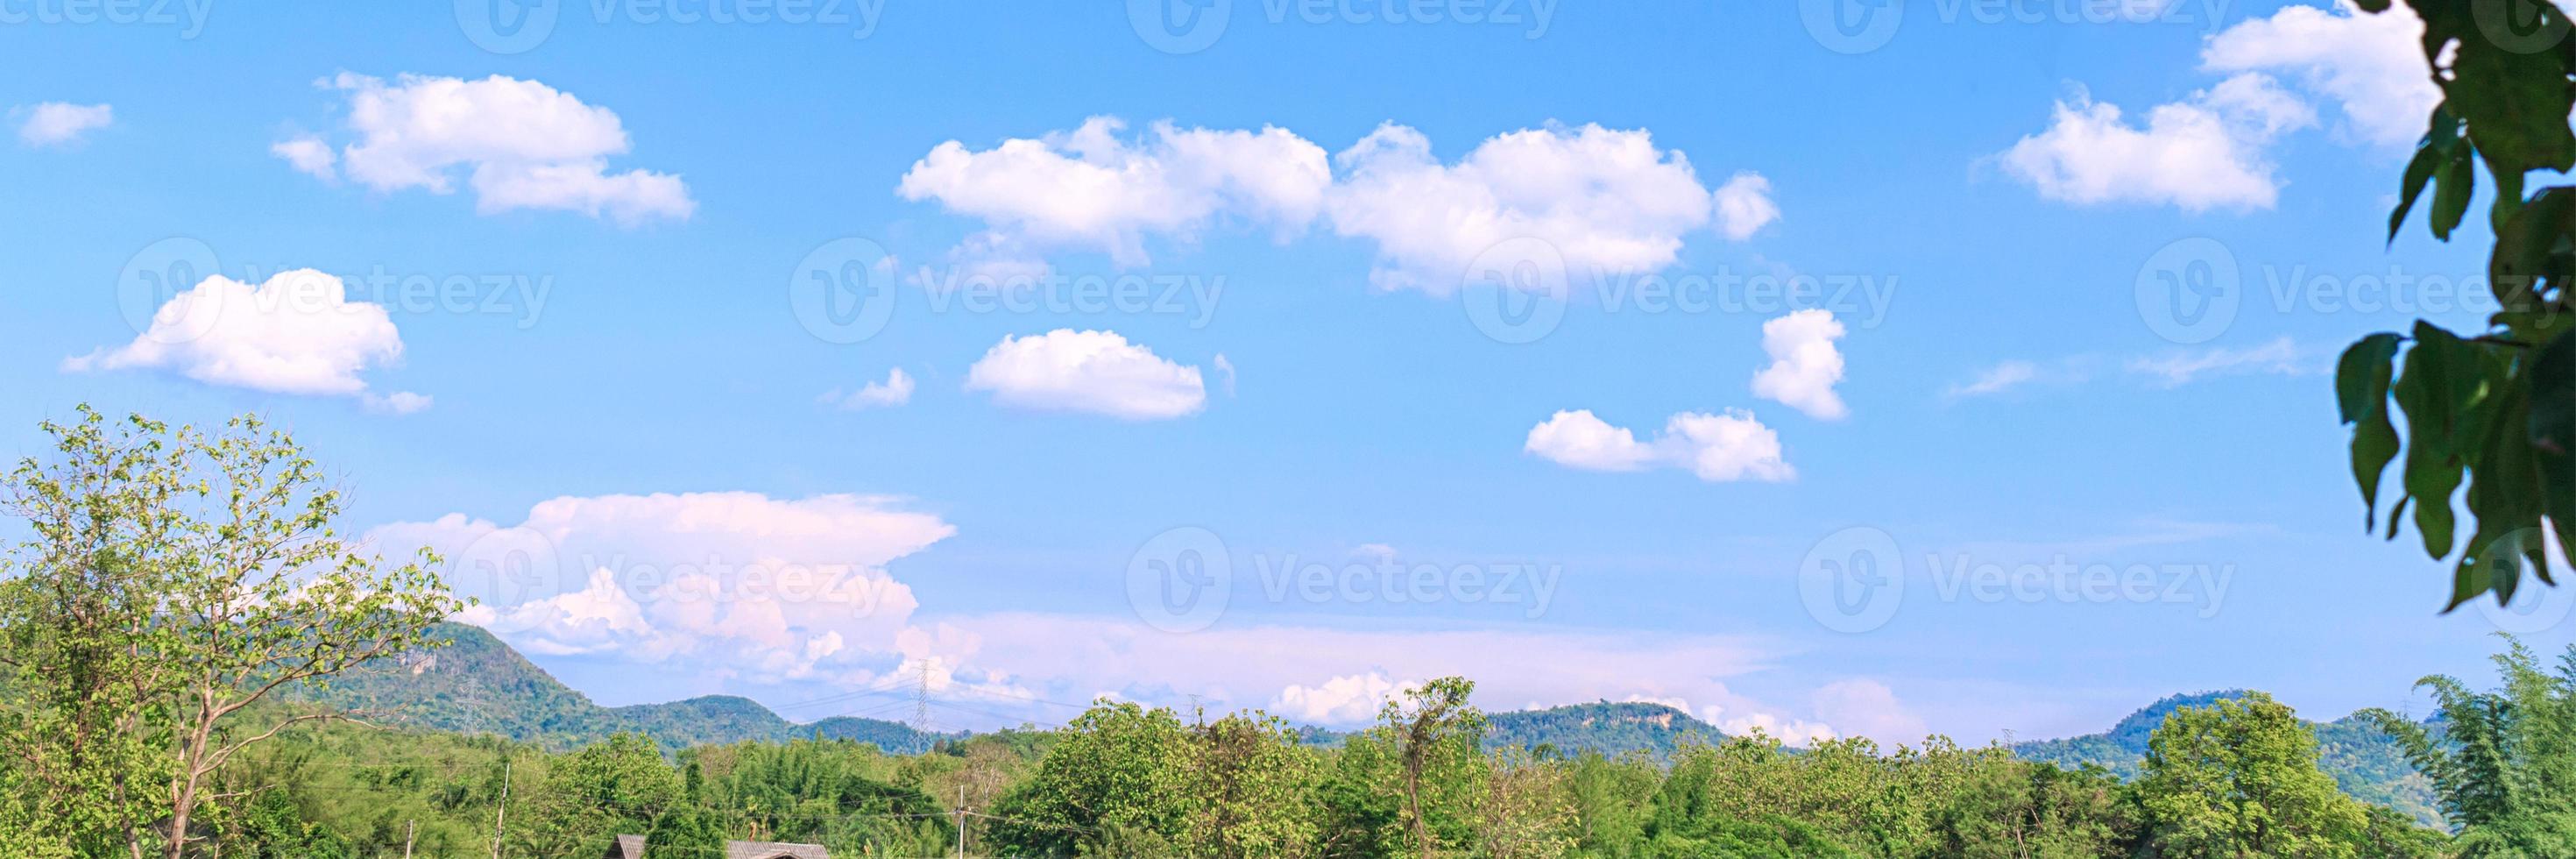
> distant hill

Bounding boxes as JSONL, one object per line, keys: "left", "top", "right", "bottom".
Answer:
{"left": 308, "top": 625, "right": 2445, "bottom": 825}
{"left": 1299, "top": 700, "right": 1723, "bottom": 761}
{"left": 2010, "top": 691, "right": 2442, "bottom": 827}
{"left": 299, "top": 623, "right": 954, "bottom": 754}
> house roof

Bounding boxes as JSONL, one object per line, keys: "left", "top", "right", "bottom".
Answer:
{"left": 725, "top": 841, "right": 830, "bottom": 859}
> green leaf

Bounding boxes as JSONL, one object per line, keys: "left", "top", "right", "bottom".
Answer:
{"left": 2488, "top": 186, "right": 2575, "bottom": 316}
{"left": 2534, "top": 330, "right": 2576, "bottom": 579}
{"left": 2353, "top": 0, "right": 2388, "bottom": 11}
{"left": 2339, "top": 333, "right": 2407, "bottom": 528}
{"left": 2432, "top": 143, "right": 2477, "bottom": 241}
{"left": 2391, "top": 107, "right": 2454, "bottom": 243}
{"left": 2395, "top": 323, "right": 2480, "bottom": 558}
{"left": 2491, "top": 160, "right": 2528, "bottom": 233}
{"left": 2446, "top": 31, "right": 2576, "bottom": 177}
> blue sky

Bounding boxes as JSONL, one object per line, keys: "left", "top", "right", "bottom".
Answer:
{"left": 4, "top": 0, "right": 2564, "bottom": 743}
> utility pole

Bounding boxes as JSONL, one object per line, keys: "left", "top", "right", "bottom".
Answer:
{"left": 489, "top": 759, "right": 511, "bottom": 859}
{"left": 955, "top": 784, "right": 967, "bottom": 859}
{"left": 403, "top": 820, "right": 415, "bottom": 859}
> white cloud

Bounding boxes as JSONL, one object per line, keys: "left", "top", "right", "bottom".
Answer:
{"left": 1947, "top": 360, "right": 2045, "bottom": 398}
{"left": 2200, "top": 0, "right": 2437, "bottom": 149}
{"left": 2127, "top": 337, "right": 2317, "bottom": 387}
{"left": 281, "top": 73, "right": 694, "bottom": 225}
{"left": 1712, "top": 172, "right": 1782, "bottom": 240}
{"left": 1999, "top": 74, "right": 2315, "bottom": 212}
{"left": 1272, "top": 672, "right": 1409, "bottom": 725}
{"left": 63, "top": 269, "right": 426, "bottom": 408}
{"left": 17, "top": 102, "right": 111, "bottom": 147}
{"left": 368, "top": 492, "right": 954, "bottom": 681}
{"left": 272, "top": 136, "right": 337, "bottom": 180}
{"left": 1525, "top": 408, "right": 1794, "bottom": 483}
{"left": 1809, "top": 678, "right": 1930, "bottom": 746}
{"left": 825, "top": 367, "right": 916, "bottom": 410}
{"left": 1750, "top": 309, "right": 1848, "bottom": 420}
{"left": 965, "top": 329, "right": 1207, "bottom": 420}
{"left": 1329, "top": 123, "right": 1746, "bottom": 293}
{"left": 897, "top": 117, "right": 1329, "bottom": 269}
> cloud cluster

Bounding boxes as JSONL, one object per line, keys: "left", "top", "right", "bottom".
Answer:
{"left": 898, "top": 117, "right": 1329, "bottom": 271}
{"left": 16, "top": 102, "right": 111, "bottom": 147}
{"left": 278, "top": 73, "right": 694, "bottom": 225}
{"left": 1999, "top": 75, "right": 2314, "bottom": 212}
{"left": 1999, "top": 0, "right": 2435, "bottom": 212}
{"left": 1524, "top": 408, "right": 1794, "bottom": 483}
{"left": 370, "top": 492, "right": 955, "bottom": 682}
{"left": 900, "top": 119, "right": 1775, "bottom": 292}
{"left": 63, "top": 268, "right": 428, "bottom": 412}
{"left": 965, "top": 329, "right": 1208, "bottom": 420}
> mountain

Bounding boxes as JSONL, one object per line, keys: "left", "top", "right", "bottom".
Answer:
{"left": 1297, "top": 700, "right": 1723, "bottom": 761}
{"left": 299, "top": 623, "right": 953, "bottom": 755}
{"left": 2010, "top": 691, "right": 2442, "bottom": 827}
{"left": 308, "top": 626, "right": 2442, "bottom": 825}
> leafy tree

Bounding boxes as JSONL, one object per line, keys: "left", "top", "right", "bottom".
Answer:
{"left": 2362, "top": 636, "right": 2576, "bottom": 856}
{"left": 1377, "top": 676, "right": 1488, "bottom": 858}
{"left": 2339, "top": 0, "right": 2576, "bottom": 610}
{"left": 644, "top": 762, "right": 726, "bottom": 859}
{"left": 0, "top": 408, "right": 457, "bottom": 857}
{"left": 2135, "top": 692, "right": 2370, "bottom": 857}
{"left": 986, "top": 699, "right": 1194, "bottom": 855}
{"left": 513, "top": 733, "right": 679, "bottom": 857}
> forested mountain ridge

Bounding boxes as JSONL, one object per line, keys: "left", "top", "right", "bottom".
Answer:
{"left": 2010, "top": 691, "right": 2442, "bottom": 825}
{"left": 300, "top": 622, "right": 957, "bottom": 753}
{"left": 309, "top": 624, "right": 2448, "bottom": 824}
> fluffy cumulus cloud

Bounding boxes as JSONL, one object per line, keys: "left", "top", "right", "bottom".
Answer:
{"left": 964, "top": 329, "right": 1207, "bottom": 420}
{"left": 368, "top": 492, "right": 956, "bottom": 683}
{"left": 897, "top": 118, "right": 1777, "bottom": 292}
{"left": 1272, "top": 672, "right": 1410, "bottom": 724}
{"left": 16, "top": 102, "right": 111, "bottom": 147}
{"left": 824, "top": 367, "right": 916, "bottom": 410}
{"left": 1711, "top": 172, "right": 1782, "bottom": 241}
{"left": 897, "top": 117, "right": 1330, "bottom": 270}
{"left": 1999, "top": 1, "right": 2435, "bottom": 212}
{"left": 62, "top": 268, "right": 428, "bottom": 411}
{"left": 1525, "top": 408, "right": 1794, "bottom": 483}
{"left": 277, "top": 73, "right": 694, "bottom": 225}
{"left": 1329, "top": 123, "right": 1757, "bottom": 293}
{"left": 2199, "top": 0, "right": 2438, "bottom": 149}
{"left": 1999, "top": 74, "right": 2314, "bottom": 212}
{"left": 1750, "top": 309, "right": 1848, "bottom": 420}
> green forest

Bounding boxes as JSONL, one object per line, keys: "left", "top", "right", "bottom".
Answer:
{"left": 5, "top": 401, "right": 2576, "bottom": 858}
